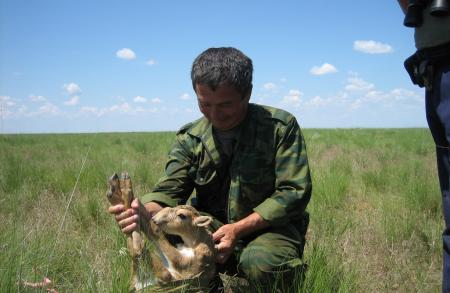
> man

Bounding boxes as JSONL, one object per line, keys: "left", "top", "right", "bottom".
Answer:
{"left": 397, "top": 1, "right": 450, "bottom": 291}
{"left": 109, "top": 47, "right": 312, "bottom": 286}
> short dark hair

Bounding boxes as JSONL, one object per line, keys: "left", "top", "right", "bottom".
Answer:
{"left": 191, "top": 47, "right": 253, "bottom": 97}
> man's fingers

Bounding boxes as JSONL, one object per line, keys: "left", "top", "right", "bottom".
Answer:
{"left": 108, "top": 203, "right": 140, "bottom": 234}
{"left": 118, "top": 214, "right": 138, "bottom": 229}
{"left": 114, "top": 208, "right": 136, "bottom": 221}
{"left": 108, "top": 204, "right": 124, "bottom": 215}
{"left": 212, "top": 230, "right": 224, "bottom": 242}
{"left": 121, "top": 222, "right": 137, "bottom": 234}
{"left": 131, "top": 198, "right": 139, "bottom": 209}
{"left": 215, "top": 242, "right": 226, "bottom": 252}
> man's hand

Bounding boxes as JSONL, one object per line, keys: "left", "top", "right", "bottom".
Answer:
{"left": 108, "top": 199, "right": 163, "bottom": 234}
{"left": 212, "top": 212, "right": 270, "bottom": 264}
{"left": 213, "top": 223, "right": 239, "bottom": 264}
{"left": 108, "top": 198, "right": 140, "bottom": 234}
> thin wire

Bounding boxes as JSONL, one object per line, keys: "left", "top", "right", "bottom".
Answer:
{"left": 44, "top": 145, "right": 91, "bottom": 278}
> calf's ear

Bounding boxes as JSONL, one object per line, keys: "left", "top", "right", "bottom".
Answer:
{"left": 193, "top": 216, "right": 212, "bottom": 227}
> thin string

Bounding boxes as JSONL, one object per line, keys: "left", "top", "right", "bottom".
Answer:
{"left": 44, "top": 145, "right": 91, "bottom": 278}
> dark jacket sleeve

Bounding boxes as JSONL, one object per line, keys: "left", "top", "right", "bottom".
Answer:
{"left": 141, "top": 133, "right": 195, "bottom": 207}
{"left": 253, "top": 118, "right": 312, "bottom": 225}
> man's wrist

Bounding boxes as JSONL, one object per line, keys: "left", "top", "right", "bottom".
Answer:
{"left": 233, "top": 212, "right": 269, "bottom": 239}
{"left": 143, "top": 201, "right": 163, "bottom": 220}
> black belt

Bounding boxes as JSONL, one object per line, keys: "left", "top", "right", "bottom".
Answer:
{"left": 417, "top": 41, "right": 450, "bottom": 65}
{"left": 404, "top": 41, "right": 450, "bottom": 90}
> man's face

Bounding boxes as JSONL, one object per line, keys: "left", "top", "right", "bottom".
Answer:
{"left": 195, "top": 84, "right": 250, "bottom": 131}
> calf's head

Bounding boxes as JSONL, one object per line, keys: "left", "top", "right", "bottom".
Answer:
{"left": 152, "top": 205, "right": 213, "bottom": 237}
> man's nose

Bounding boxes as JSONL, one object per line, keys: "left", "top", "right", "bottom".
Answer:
{"left": 208, "top": 106, "right": 220, "bottom": 119}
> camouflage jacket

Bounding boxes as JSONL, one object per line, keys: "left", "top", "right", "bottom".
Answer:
{"left": 141, "top": 103, "right": 312, "bottom": 227}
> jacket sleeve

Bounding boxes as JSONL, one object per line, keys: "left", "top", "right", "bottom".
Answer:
{"left": 253, "top": 118, "right": 312, "bottom": 226}
{"left": 140, "top": 133, "right": 195, "bottom": 207}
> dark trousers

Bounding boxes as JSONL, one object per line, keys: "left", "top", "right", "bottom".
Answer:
{"left": 208, "top": 217, "right": 307, "bottom": 289}
{"left": 425, "top": 63, "right": 450, "bottom": 292}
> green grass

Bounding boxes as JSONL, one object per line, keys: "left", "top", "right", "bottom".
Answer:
{"left": 0, "top": 129, "right": 443, "bottom": 292}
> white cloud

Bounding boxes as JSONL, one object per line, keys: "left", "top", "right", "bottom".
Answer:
{"left": 353, "top": 40, "right": 393, "bottom": 54}
{"left": 115, "top": 103, "right": 131, "bottom": 113}
{"left": 345, "top": 76, "right": 375, "bottom": 92}
{"left": 0, "top": 97, "right": 21, "bottom": 118}
{"left": 1, "top": 96, "right": 16, "bottom": 107}
{"left": 305, "top": 95, "right": 329, "bottom": 107}
{"left": 63, "top": 83, "right": 82, "bottom": 95}
{"left": 350, "top": 99, "right": 363, "bottom": 110}
{"left": 0, "top": 95, "right": 11, "bottom": 102}
{"left": 151, "top": 98, "right": 162, "bottom": 103}
{"left": 364, "top": 90, "right": 386, "bottom": 102}
{"left": 80, "top": 101, "right": 161, "bottom": 117}
{"left": 348, "top": 90, "right": 392, "bottom": 111}
{"left": 310, "top": 63, "right": 338, "bottom": 75}
{"left": 116, "top": 48, "right": 136, "bottom": 60}
{"left": 29, "top": 95, "right": 47, "bottom": 102}
{"left": 146, "top": 59, "right": 156, "bottom": 66}
{"left": 281, "top": 90, "right": 303, "bottom": 107}
{"left": 361, "top": 88, "right": 421, "bottom": 104}
{"left": 64, "top": 96, "right": 79, "bottom": 106}
{"left": 263, "top": 82, "right": 276, "bottom": 90}
{"left": 180, "top": 93, "right": 191, "bottom": 100}
{"left": 133, "top": 96, "right": 147, "bottom": 103}
{"left": 18, "top": 105, "right": 28, "bottom": 115}
{"left": 31, "top": 103, "right": 60, "bottom": 116}
{"left": 145, "top": 107, "right": 158, "bottom": 113}
{"left": 135, "top": 106, "right": 158, "bottom": 113}
{"left": 347, "top": 84, "right": 422, "bottom": 112}
{"left": 389, "top": 88, "right": 422, "bottom": 102}
{"left": 81, "top": 106, "right": 99, "bottom": 114}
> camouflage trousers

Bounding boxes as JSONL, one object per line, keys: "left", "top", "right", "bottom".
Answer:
{"left": 209, "top": 215, "right": 308, "bottom": 288}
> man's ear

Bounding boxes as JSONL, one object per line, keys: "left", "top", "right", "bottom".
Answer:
{"left": 194, "top": 216, "right": 213, "bottom": 227}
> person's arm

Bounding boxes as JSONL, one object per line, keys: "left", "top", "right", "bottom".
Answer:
{"left": 140, "top": 132, "right": 195, "bottom": 207}
{"left": 398, "top": 0, "right": 409, "bottom": 14}
{"left": 252, "top": 117, "right": 312, "bottom": 226}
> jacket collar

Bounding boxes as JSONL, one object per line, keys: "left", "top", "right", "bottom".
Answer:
{"left": 188, "top": 118, "right": 222, "bottom": 167}
{"left": 186, "top": 104, "right": 257, "bottom": 166}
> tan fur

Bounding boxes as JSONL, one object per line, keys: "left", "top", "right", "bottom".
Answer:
{"left": 107, "top": 172, "right": 144, "bottom": 291}
{"left": 151, "top": 205, "right": 216, "bottom": 287}
{"left": 107, "top": 173, "right": 216, "bottom": 291}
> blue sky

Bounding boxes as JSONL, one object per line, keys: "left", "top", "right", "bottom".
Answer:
{"left": 0, "top": 0, "right": 424, "bottom": 133}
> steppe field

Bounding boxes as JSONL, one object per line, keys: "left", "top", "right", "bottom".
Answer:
{"left": 0, "top": 129, "right": 443, "bottom": 292}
